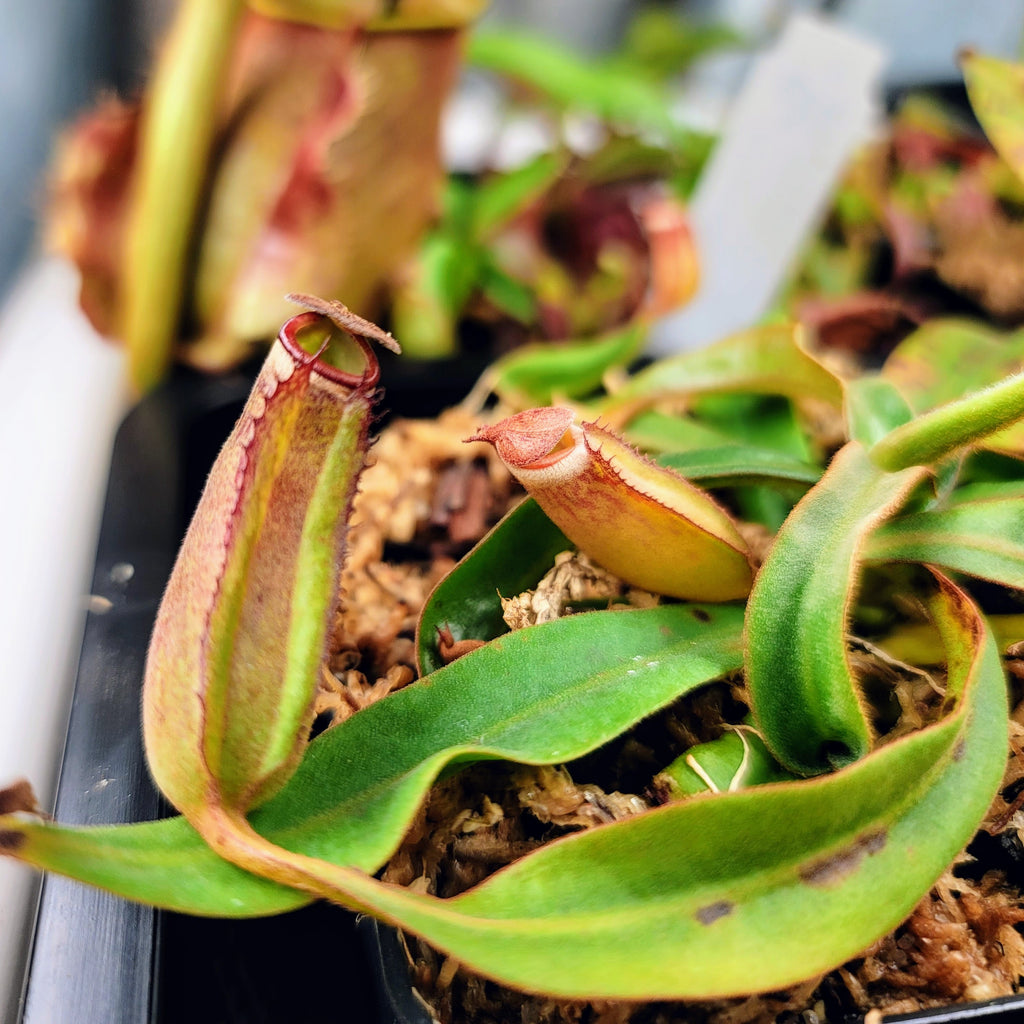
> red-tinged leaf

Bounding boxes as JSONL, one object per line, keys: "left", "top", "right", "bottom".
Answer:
{"left": 120, "top": 575, "right": 1006, "bottom": 1002}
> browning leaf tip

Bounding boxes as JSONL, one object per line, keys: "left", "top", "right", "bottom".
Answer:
{"left": 0, "top": 830, "right": 26, "bottom": 853}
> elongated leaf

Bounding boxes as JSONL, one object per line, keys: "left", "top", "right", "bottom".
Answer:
{"left": 485, "top": 322, "right": 648, "bottom": 405}
{"left": 468, "top": 29, "right": 677, "bottom": 137}
{"left": 963, "top": 51, "right": 1024, "bottom": 185}
{"left": 604, "top": 323, "right": 843, "bottom": 417}
{"left": 871, "top": 371, "right": 1024, "bottom": 471}
{"left": 865, "top": 491, "right": 1024, "bottom": 588}
{"left": 256, "top": 603, "right": 744, "bottom": 869}
{"left": 1, "top": 604, "right": 744, "bottom": 916}
{"left": 845, "top": 375, "right": 913, "bottom": 446}
{"left": 324, "top": 577, "right": 1003, "bottom": 1000}
{"left": 881, "top": 318, "right": 1024, "bottom": 454}
{"left": 657, "top": 446, "right": 820, "bottom": 491}
{"left": 0, "top": 814, "right": 310, "bottom": 917}
{"left": 746, "top": 443, "right": 927, "bottom": 774}
{"left": 622, "top": 409, "right": 745, "bottom": 453}
{"left": 174, "top": 576, "right": 1006, "bottom": 1001}
{"left": 417, "top": 497, "right": 569, "bottom": 674}
{"left": 472, "top": 151, "right": 569, "bottom": 239}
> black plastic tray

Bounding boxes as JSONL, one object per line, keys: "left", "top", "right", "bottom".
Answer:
{"left": 18, "top": 359, "right": 1024, "bottom": 1023}
{"left": 18, "top": 365, "right": 380, "bottom": 1024}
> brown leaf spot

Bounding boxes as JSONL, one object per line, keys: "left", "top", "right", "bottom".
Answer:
{"left": 0, "top": 779, "right": 40, "bottom": 816}
{"left": 0, "top": 830, "right": 26, "bottom": 853}
{"left": 800, "top": 828, "right": 887, "bottom": 888}
{"left": 691, "top": 608, "right": 711, "bottom": 623}
{"left": 953, "top": 737, "right": 967, "bottom": 762}
{"left": 695, "top": 900, "right": 733, "bottom": 925}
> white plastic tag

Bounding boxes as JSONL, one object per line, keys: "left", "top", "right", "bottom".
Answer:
{"left": 648, "top": 12, "right": 887, "bottom": 355}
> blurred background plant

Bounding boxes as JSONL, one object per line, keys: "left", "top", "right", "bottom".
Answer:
{"left": 7, "top": 0, "right": 1024, "bottom": 396}
{"left": 19, "top": 0, "right": 744, "bottom": 393}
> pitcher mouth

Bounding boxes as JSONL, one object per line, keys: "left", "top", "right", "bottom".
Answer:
{"left": 278, "top": 310, "right": 381, "bottom": 391}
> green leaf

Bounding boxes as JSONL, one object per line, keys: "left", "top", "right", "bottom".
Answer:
{"left": 606, "top": 323, "right": 843, "bottom": 415}
{"left": 746, "top": 443, "right": 927, "bottom": 774}
{"left": 472, "top": 151, "right": 568, "bottom": 239}
{"left": 485, "top": 321, "right": 648, "bottom": 405}
{"left": 0, "top": 814, "right": 310, "bottom": 918}
{"left": 657, "top": 446, "right": 820, "bottom": 491}
{"left": 417, "top": 498, "right": 570, "bottom": 675}
{"left": 845, "top": 375, "right": 914, "bottom": 447}
{"left": 2, "top": 604, "right": 744, "bottom": 916}
{"left": 963, "top": 51, "right": 1024, "bottom": 187}
{"left": 230, "top": 575, "right": 1005, "bottom": 1001}
{"left": 865, "top": 486, "right": 1024, "bottom": 589}
{"left": 881, "top": 318, "right": 1024, "bottom": 455}
{"left": 477, "top": 257, "right": 537, "bottom": 323}
{"left": 688, "top": 393, "right": 815, "bottom": 530}
{"left": 621, "top": 409, "right": 743, "bottom": 453}
{"left": 611, "top": 8, "right": 742, "bottom": 81}
{"left": 870, "top": 371, "right": 1024, "bottom": 471}
{"left": 882, "top": 320, "right": 1016, "bottom": 407}
{"left": 390, "top": 231, "right": 478, "bottom": 358}
{"left": 692, "top": 393, "right": 813, "bottom": 458}
{"left": 468, "top": 29, "right": 678, "bottom": 138}
{"left": 263, "top": 604, "right": 745, "bottom": 867}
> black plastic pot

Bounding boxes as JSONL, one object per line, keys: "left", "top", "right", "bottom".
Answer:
{"left": 16, "top": 364, "right": 381, "bottom": 1024}
{"left": 17, "top": 359, "right": 1024, "bottom": 1024}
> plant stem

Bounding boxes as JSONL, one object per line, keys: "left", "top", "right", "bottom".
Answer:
{"left": 120, "top": 0, "right": 245, "bottom": 393}
{"left": 250, "top": 0, "right": 486, "bottom": 29}
{"left": 870, "top": 371, "right": 1024, "bottom": 471}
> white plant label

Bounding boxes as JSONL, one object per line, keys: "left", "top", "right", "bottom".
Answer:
{"left": 648, "top": 13, "right": 887, "bottom": 355}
